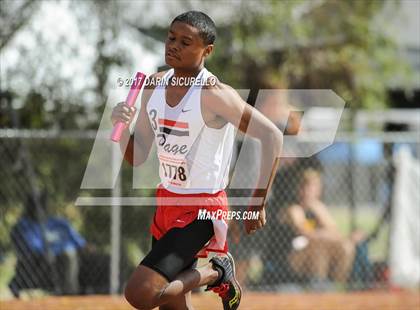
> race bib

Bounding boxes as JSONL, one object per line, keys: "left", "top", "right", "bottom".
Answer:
{"left": 158, "top": 154, "right": 189, "bottom": 188}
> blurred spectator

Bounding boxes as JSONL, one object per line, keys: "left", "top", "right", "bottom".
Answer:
{"left": 278, "top": 169, "right": 363, "bottom": 287}
{"left": 9, "top": 192, "right": 86, "bottom": 296}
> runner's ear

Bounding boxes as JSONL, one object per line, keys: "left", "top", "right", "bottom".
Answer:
{"left": 204, "top": 44, "right": 214, "bottom": 58}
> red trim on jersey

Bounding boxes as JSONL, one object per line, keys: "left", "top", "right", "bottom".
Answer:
{"left": 158, "top": 118, "right": 189, "bottom": 129}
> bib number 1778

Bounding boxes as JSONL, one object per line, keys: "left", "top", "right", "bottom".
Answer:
{"left": 161, "top": 163, "right": 187, "bottom": 181}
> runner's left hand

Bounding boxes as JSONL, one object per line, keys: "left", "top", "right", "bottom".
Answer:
{"left": 244, "top": 206, "right": 266, "bottom": 234}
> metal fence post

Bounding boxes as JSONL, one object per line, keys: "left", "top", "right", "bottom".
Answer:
{"left": 110, "top": 145, "right": 122, "bottom": 294}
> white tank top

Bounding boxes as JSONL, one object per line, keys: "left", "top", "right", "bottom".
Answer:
{"left": 146, "top": 68, "right": 235, "bottom": 194}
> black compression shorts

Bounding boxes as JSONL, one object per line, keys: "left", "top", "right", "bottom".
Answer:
{"left": 140, "top": 219, "right": 214, "bottom": 282}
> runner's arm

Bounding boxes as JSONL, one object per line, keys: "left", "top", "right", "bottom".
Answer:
{"left": 111, "top": 74, "right": 161, "bottom": 166}
{"left": 203, "top": 82, "right": 283, "bottom": 208}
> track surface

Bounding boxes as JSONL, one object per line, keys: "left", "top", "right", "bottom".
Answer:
{"left": 1, "top": 291, "right": 419, "bottom": 310}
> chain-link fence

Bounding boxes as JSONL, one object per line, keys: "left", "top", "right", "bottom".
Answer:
{"left": 0, "top": 129, "right": 418, "bottom": 298}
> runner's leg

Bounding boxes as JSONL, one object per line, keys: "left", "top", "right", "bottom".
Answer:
{"left": 124, "top": 220, "right": 220, "bottom": 310}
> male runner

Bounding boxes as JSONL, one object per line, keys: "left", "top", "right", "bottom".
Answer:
{"left": 111, "top": 11, "right": 283, "bottom": 310}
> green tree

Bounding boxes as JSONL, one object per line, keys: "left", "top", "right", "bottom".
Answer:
{"left": 133, "top": 0, "right": 408, "bottom": 110}
{"left": 206, "top": 0, "right": 406, "bottom": 110}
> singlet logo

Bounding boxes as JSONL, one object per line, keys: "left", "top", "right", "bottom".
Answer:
{"left": 149, "top": 109, "right": 189, "bottom": 155}
{"left": 158, "top": 119, "right": 189, "bottom": 136}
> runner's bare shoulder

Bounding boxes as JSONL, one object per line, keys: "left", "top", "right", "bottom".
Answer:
{"left": 201, "top": 77, "right": 238, "bottom": 105}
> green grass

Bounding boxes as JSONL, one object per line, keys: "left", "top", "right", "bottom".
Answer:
{"left": 0, "top": 254, "right": 17, "bottom": 299}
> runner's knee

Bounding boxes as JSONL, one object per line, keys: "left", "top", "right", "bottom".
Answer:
{"left": 124, "top": 264, "right": 170, "bottom": 309}
{"left": 124, "top": 283, "right": 159, "bottom": 310}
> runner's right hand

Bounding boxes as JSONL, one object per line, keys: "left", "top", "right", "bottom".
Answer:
{"left": 111, "top": 102, "right": 137, "bottom": 126}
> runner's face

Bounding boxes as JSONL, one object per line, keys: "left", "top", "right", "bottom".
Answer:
{"left": 165, "top": 21, "right": 212, "bottom": 70}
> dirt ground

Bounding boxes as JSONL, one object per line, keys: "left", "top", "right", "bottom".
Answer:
{"left": 1, "top": 291, "right": 419, "bottom": 310}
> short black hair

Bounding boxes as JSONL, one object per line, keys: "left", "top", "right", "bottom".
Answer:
{"left": 171, "top": 11, "right": 216, "bottom": 45}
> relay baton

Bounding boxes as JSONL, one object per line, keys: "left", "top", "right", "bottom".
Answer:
{"left": 110, "top": 71, "right": 146, "bottom": 142}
